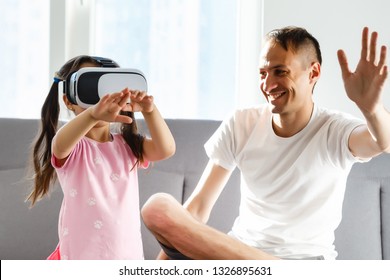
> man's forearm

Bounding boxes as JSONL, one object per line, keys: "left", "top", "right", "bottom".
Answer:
{"left": 363, "top": 105, "right": 390, "bottom": 153}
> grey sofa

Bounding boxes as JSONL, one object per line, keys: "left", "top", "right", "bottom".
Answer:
{"left": 0, "top": 117, "right": 389, "bottom": 260}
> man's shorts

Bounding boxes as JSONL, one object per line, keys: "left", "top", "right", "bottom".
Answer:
{"left": 158, "top": 241, "right": 192, "bottom": 260}
{"left": 158, "top": 241, "right": 324, "bottom": 260}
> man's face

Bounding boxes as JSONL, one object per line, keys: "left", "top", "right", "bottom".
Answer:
{"left": 258, "top": 40, "right": 318, "bottom": 116}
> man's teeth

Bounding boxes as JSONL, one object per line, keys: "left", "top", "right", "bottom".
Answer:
{"left": 268, "top": 92, "right": 284, "bottom": 100}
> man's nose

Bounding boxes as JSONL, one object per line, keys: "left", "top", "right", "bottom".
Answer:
{"left": 261, "top": 75, "right": 278, "bottom": 93}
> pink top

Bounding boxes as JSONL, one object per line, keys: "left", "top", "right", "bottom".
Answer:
{"left": 51, "top": 134, "right": 148, "bottom": 260}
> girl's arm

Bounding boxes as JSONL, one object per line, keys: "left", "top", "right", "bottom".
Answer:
{"left": 129, "top": 90, "right": 175, "bottom": 161}
{"left": 52, "top": 91, "right": 133, "bottom": 165}
{"left": 142, "top": 106, "right": 175, "bottom": 161}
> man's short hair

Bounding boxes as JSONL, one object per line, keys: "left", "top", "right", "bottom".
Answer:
{"left": 265, "top": 26, "right": 322, "bottom": 65}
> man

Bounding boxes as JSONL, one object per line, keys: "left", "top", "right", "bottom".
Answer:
{"left": 141, "top": 26, "right": 389, "bottom": 260}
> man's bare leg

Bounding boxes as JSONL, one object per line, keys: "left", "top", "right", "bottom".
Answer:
{"left": 141, "top": 193, "right": 279, "bottom": 260}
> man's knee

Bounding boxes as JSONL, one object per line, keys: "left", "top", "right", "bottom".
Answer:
{"left": 141, "top": 193, "right": 178, "bottom": 231}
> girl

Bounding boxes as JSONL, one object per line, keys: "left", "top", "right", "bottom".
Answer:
{"left": 27, "top": 55, "right": 175, "bottom": 260}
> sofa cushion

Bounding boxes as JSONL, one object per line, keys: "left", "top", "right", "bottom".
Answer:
{"left": 334, "top": 154, "right": 390, "bottom": 259}
{"left": 380, "top": 177, "right": 390, "bottom": 259}
{"left": 0, "top": 118, "right": 40, "bottom": 170}
{"left": 138, "top": 168, "right": 184, "bottom": 260}
{"left": 334, "top": 179, "right": 382, "bottom": 259}
{"left": 0, "top": 168, "right": 61, "bottom": 260}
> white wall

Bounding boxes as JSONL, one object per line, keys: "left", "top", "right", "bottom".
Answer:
{"left": 241, "top": 0, "right": 390, "bottom": 119}
{"left": 50, "top": 0, "right": 390, "bottom": 120}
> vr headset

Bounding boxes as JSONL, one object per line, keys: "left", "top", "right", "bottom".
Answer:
{"left": 61, "top": 57, "right": 147, "bottom": 108}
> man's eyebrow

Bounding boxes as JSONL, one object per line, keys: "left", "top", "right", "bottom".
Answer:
{"left": 259, "top": 64, "right": 288, "bottom": 71}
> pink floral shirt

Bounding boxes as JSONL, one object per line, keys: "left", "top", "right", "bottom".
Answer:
{"left": 51, "top": 134, "right": 148, "bottom": 259}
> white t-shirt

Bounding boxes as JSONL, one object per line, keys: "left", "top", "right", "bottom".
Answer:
{"left": 205, "top": 104, "right": 366, "bottom": 259}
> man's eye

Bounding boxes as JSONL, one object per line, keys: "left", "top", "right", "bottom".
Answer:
{"left": 275, "top": 69, "right": 287, "bottom": 76}
{"left": 259, "top": 72, "right": 267, "bottom": 79}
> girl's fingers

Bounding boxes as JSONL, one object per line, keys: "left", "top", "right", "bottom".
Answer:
{"left": 117, "top": 92, "right": 131, "bottom": 106}
{"left": 120, "top": 103, "right": 133, "bottom": 112}
{"left": 130, "top": 90, "right": 147, "bottom": 100}
{"left": 115, "top": 114, "right": 133, "bottom": 124}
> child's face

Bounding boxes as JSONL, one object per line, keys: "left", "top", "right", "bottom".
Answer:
{"left": 63, "top": 62, "right": 99, "bottom": 115}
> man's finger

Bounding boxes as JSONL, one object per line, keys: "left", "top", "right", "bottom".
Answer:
{"left": 378, "top": 45, "right": 387, "bottom": 70}
{"left": 361, "top": 27, "right": 369, "bottom": 61}
{"left": 369, "top": 31, "right": 378, "bottom": 63}
{"left": 337, "top": 49, "right": 351, "bottom": 79}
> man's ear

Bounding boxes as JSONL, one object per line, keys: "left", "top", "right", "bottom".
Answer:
{"left": 309, "top": 62, "right": 321, "bottom": 83}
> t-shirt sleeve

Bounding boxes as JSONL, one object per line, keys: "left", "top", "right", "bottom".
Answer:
{"left": 51, "top": 139, "right": 81, "bottom": 170}
{"left": 204, "top": 114, "right": 237, "bottom": 171}
{"left": 327, "top": 114, "right": 370, "bottom": 168}
{"left": 139, "top": 159, "right": 150, "bottom": 169}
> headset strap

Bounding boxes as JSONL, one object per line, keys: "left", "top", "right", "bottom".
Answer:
{"left": 91, "top": 56, "right": 119, "bottom": 68}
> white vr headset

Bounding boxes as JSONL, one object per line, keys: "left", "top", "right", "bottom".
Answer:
{"left": 60, "top": 57, "right": 147, "bottom": 108}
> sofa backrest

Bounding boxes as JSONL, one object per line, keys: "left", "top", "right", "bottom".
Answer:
{"left": 0, "top": 118, "right": 62, "bottom": 259}
{"left": 334, "top": 153, "right": 390, "bottom": 259}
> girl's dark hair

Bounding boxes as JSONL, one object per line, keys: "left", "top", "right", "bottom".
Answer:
{"left": 27, "top": 55, "right": 145, "bottom": 206}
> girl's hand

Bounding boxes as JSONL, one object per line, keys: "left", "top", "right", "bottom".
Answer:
{"left": 126, "top": 89, "right": 155, "bottom": 113}
{"left": 89, "top": 89, "right": 133, "bottom": 123}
